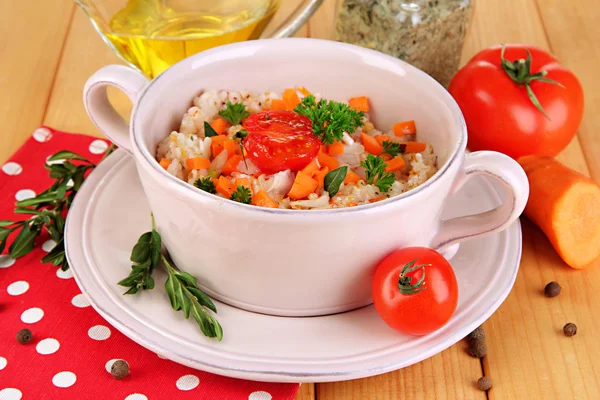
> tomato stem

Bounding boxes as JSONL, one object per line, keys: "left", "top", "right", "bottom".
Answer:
{"left": 500, "top": 44, "right": 564, "bottom": 119}
{"left": 397, "top": 259, "right": 429, "bottom": 295}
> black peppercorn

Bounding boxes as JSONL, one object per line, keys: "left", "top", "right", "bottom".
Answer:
{"left": 477, "top": 376, "right": 492, "bottom": 391}
{"left": 16, "top": 329, "right": 32, "bottom": 344}
{"left": 544, "top": 281, "right": 561, "bottom": 297}
{"left": 467, "top": 326, "right": 486, "bottom": 341}
{"left": 563, "top": 323, "right": 577, "bottom": 337}
{"left": 468, "top": 339, "right": 487, "bottom": 358}
{"left": 111, "top": 360, "right": 129, "bottom": 380}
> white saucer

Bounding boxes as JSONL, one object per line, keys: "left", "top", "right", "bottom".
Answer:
{"left": 65, "top": 150, "right": 521, "bottom": 383}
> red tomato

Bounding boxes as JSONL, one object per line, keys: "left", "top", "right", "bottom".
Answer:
{"left": 243, "top": 110, "right": 321, "bottom": 173}
{"left": 449, "top": 44, "right": 584, "bottom": 159}
{"left": 372, "top": 247, "right": 458, "bottom": 336}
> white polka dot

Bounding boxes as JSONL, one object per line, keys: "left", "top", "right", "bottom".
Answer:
{"left": 125, "top": 395, "right": 148, "bottom": 400}
{"left": 105, "top": 359, "right": 120, "bottom": 373}
{"left": 56, "top": 267, "right": 73, "bottom": 279}
{"left": 176, "top": 374, "right": 199, "bottom": 391}
{"left": 36, "top": 338, "right": 60, "bottom": 355}
{"left": 15, "top": 189, "right": 35, "bottom": 201}
{"left": 0, "top": 356, "right": 7, "bottom": 370}
{"left": 42, "top": 239, "right": 56, "bottom": 252}
{"left": 7, "top": 281, "right": 29, "bottom": 296}
{"left": 249, "top": 391, "right": 273, "bottom": 400}
{"left": 2, "top": 162, "right": 23, "bottom": 176}
{"left": 21, "top": 307, "right": 44, "bottom": 324}
{"left": 88, "top": 325, "right": 111, "bottom": 341}
{"left": 89, "top": 140, "right": 109, "bottom": 154}
{"left": 0, "top": 388, "right": 22, "bottom": 400}
{"left": 46, "top": 155, "right": 64, "bottom": 166}
{"left": 0, "top": 255, "right": 16, "bottom": 268}
{"left": 71, "top": 293, "right": 90, "bottom": 308}
{"left": 66, "top": 179, "right": 74, "bottom": 188}
{"left": 33, "top": 127, "right": 53, "bottom": 142}
{"left": 52, "top": 371, "right": 77, "bottom": 388}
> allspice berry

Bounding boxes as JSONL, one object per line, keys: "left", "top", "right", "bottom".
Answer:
{"left": 111, "top": 360, "right": 129, "bottom": 380}
{"left": 467, "top": 326, "right": 486, "bottom": 341}
{"left": 16, "top": 329, "right": 32, "bottom": 344}
{"left": 477, "top": 376, "right": 492, "bottom": 391}
{"left": 468, "top": 339, "right": 487, "bottom": 358}
{"left": 544, "top": 281, "right": 561, "bottom": 297}
{"left": 563, "top": 323, "right": 577, "bottom": 337}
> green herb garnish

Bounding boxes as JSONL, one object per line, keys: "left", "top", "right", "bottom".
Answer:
{"left": 219, "top": 101, "right": 250, "bottom": 126}
{"left": 234, "top": 129, "right": 249, "bottom": 169}
{"left": 381, "top": 141, "right": 405, "bottom": 158}
{"left": 362, "top": 154, "right": 396, "bottom": 193}
{"left": 194, "top": 177, "right": 216, "bottom": 194}
{"left": 324, "top": 166, "right": 348, "bottom": 197}
{"left": 230, "top": 185, "right": 252, "bottom": 204}
{"left": 294, "top": 95, "right": 364, "bottom": 145}
{"left": 204, "top": 121, "right": 218, "bottom": 137}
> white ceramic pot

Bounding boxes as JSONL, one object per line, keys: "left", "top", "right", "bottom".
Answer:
{"left": 83, "top": 39, "right": 529, "bottom": 317}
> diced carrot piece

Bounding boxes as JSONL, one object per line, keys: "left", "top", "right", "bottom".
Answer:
{"left": 375, "top": 135, "right": 393, "bottom": 146}
{"left": 224, "top": 139, "right": 238, "bottom": 158}
{"left": 317, "top": 150, "right": 340, "bottom": 171}
{"left": 253, "top": 190, "right": 278, "bottom": 208}
{"left": 393, "top": 120, "right": 417, "bottom": 136}
{"left": 283, "top": 88, "right": 301, "bottom": 111}
{"left": 344, "top": 170, "right": 361, "bottom": 184}
{"left": 159, "top": 158, "right": 171, "bottom": 170}
{"left": 211, "top": 135, "right": 228, "bottom": 157}
{"left": 404, "top": 142, "right": 427, "bottom": 153}
{"left": 384, "top": 156, "right": 407, "bottom": 172}
{"left": 361, "top": 133, "right": 383, "bottom": 155}
{"left": 235, "top": 177, "right": 252, "bottom": 190}
{"left": 369, "top": 195, "right": 386, "bottom": 203}
{"left": 270, "top": 99, "right": 286, "bottom": 110}
{"left": 185, "top": 157, "right": 211, "bottom": 170}
{"left": 288, "top": 171, "right": 318, "bottom": 200}
{"left": 301, "top": 158, "right": 320, "bottom": 177}
{"left": 348, "top": 96, "right": 370, "bottom": 112}
{"left": 347, "top": 202, "right": 358, "bottom": 207}
{"left": 314, "top": 166, "right": 330, "bottom": 189}
{"left": 381, "top": 153, "right": 393, "bottom": 161}
{"left": 328, "top": 141, "right": 345, "bottom": 156}
{"left": 216, "top": 176, "right": 235, "bottom": 198}
{"left": 297, "top": 86, "right": 311, "bottom": 96}
{"left": 210, "top": 118, "right": 230, "bottom": 135}
{"left": 222, "top": 155, "right": 243, "bottom": 175}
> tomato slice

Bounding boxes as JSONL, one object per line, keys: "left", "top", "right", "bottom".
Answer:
{"left": 243, "top": 110, "right": 321, "bottom": 173}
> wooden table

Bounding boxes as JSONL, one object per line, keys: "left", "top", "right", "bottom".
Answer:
{"left": 2, "top": 0, "right": 599, "bottom": 398}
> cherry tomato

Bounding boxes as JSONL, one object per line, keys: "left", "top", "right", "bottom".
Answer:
{"left": 243, "top": 110, "right": 321, "bottom": 173}
{"left": 449, "top": 44, "right": 584, "bottom": 159}
{"left": 372, "top": 247, "right": 458, "bottom": 336}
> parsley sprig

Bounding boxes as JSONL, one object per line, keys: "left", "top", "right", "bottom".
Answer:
{"left": 219, "top": 101, "right": 250, "bottom": 126}
{"left": 230, "top": 186, "right": 252, "bottom": 204}
{"left": 362, "top": 154, "right": 396, "bottom": 193}
{"left": 381, "top": 141, "right": 405, "bottom": 158}
{"left": 294, "top": 95, "right": 364, "bottom": 145}
{"left": 194, "top": 177, "right": 216, "bottom": 194}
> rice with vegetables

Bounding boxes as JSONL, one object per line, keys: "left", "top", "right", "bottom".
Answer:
{"left": 156, "top": 88, "right": 437, "bottom": 209}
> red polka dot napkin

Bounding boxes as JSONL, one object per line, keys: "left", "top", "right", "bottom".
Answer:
{"left": 0, "top": 127, "right": 300, "bottom": 400}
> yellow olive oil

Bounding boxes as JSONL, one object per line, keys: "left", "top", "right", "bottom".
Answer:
{"left": 100, "top": 0, "right": 280, "bottom": 78}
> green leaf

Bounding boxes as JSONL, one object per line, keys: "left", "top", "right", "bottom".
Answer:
{"left": 165, "top": 274, "right": 179, "bottom": 309}
{"left": 13, "top": 207, "right": 41, "bottom": 215}
{"left": 137, "top": 232, "right": 152, "bottom": 244}
{"left": 191, "top": 306, "right": 216, "bottom": 338}
{"left": 324, "top": 166, "right": 348, "bottom": 197}
{"left": 180, "top": 291, "right": 192, "bottom": 319}
{"left": 204, "top": 121, "right": 218, "bottom": 137}
{"left": 526, "top": 84, "right": 550, "bottom": 119}
{"left": 218, "top": 101, "right": 250, "bottom": 126}
{"left": 175, "top": 271, "right": 197, "bottom": 287}
{"left": 130, "top": 242, "right": 150, "bottom": 263}
{"left": 8, "top": 223, "right": 40, "bottom": 259}
{"left": 41, "top": 238, "right": 64, "bottom": 264}
{"left": 55, "top": 180, "right": 68, "bottom": 200}
{"left": 210, "top": 316, "right": 224, "bottom": 341}
{"left": 15, "top": 192, "right": 58, "bottom": 207}
{"left": 72, "top": 170, "right": 86, "bottom": 191}
{"left": 0, "top": 220, "right": 16, "bottom": 227}
{"left": 150, "top": 231, "right": 161, "bottom": 267}
{"left": 144, "top": 275, "right": 155, "bottom": 290}
{"left": 0, "top": 227, "right": 12, "bottom": 241}
{"left": 230, "top": 186, "right": 252, "bottom": 204}
{"left": 188, "top": 287, "right": 217, "bottom": 313}
{"left": 194, "top": 177, "right": 217, "bottom": 194}
{"left": 118, "top": 272, "right": 143, "bottom": 287}
{"left": 0, "top": 239, "right": 6, "bottom": 254}
{"left": 174, "top": 277, "right": 187, "bottom": 313}
{"left": 381, "top": 141, "right": 405, "bottom": 158}
{"left": 124, "top": 286, "right": 140, "bottom": 295}
{"left": 48, "top": 150, "right": 93, "bottom": 164}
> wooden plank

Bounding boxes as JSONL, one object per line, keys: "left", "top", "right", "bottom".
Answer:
{"left": 0, "top": 0, "right": 74, "bottom": 163}
{"left": 296, "top": 383, "right": 316, "bottom": 400}
{"left": 308, "top": 0, "right": 337, "bottom": 40}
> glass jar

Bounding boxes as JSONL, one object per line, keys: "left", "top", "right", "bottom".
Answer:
{"left": 335, "top": 0, "right": 473, "bottom": 87}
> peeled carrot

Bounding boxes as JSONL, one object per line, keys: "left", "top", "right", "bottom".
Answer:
{"left": 348, "top": 96, "right": 370, "bottom": 112}
{"left": 222, "top": 155, "right": 243, "bottom": 175}
{"left": 224, "top": 139, "right": 238, "bottom": 158}
{"left": 253, "top": 190, "right": 278, "bottom": 208}
{"left": 404, "top": 142, "right": 427, "bottom": 153}
{"left": 288, "top": 171, "right": 318, "bottom": 200}
{"left": 185, "top": 157, "right": 211, "bottom": 170}
{"left": 385, "top": 156, "right": 406, "bottom": 172}
{"left": 518, "top": 155, "right": 600, "bottom": 269}
{"left": 328, "top": 141, "right": 345, "bottom": 156}
{"left": 314, "top": 167, "right": 329, "bottom": 189}
{"left": 317, "top": 150, "right": 340, "bottom": 171}
{"left": 361, "top": 133, "right": 383, "bottom": 155}
{"left": 296, "top": 86, "right": 311, "bottom": 96}
{"left": 375, "top": 135, "right": 392, "bottom": 146}
{"left": 216, "top": 176, "right": 235, "bottom": 198}
{"left": 234, "top": 177, "right": 252, "bottom": 190}
{"left": 211, "top": 136, "right": 228, "bottom": 157}
{"left": 159, "top": 158, "right": 171, "bottom": 170}
{"left": 393, "top": 120, "right": 417, "bottom": 136}
{"left": 270, "top": 99, "right": 286, "bottom": 110}
{"left": 301, "top": 158, "right": 321, "bottom": 177}
{"left": 344, "top": 170, "right": 361, "bottom": 184}
{"left": 210, "top": 118, "right": 230, "bottom": 135}
{"left": 283, "top": 88, "right": 301, "bottom": 111}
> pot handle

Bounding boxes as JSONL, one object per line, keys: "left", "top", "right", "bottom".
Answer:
{"left": 83, "top": 65, "right": 149, "bottom": 154}
{"left": 264, "top": 0, "right": 324, "bottom": 39}
{"left": 431, "top": 151, "right": 529, "bottom": 253}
